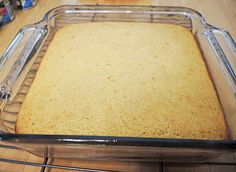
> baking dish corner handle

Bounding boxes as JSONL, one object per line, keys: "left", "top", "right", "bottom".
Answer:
{"left": 205, "top": 26, "right": 236, "bottom": 92}
{"left": 211, "top": 27, "right": 236, "bottom": 56}
{"left": 0, "top": 26, "right": 47, "bottom": 100}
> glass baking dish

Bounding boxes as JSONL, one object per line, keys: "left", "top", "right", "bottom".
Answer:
{"left": 0, "top": 5, "right": 235, "bottom": 162}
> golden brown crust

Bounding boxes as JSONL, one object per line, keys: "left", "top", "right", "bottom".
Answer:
{"left": 16, "top": 22, "right": 227, "bottom": 140}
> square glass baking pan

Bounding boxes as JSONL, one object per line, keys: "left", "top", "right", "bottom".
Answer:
{"left": 0, "top": 5, "right": 236, "bottom": 162}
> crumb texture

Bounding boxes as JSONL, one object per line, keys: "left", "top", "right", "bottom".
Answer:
{"left": 16, "top": 22, "right": 227, "bottom": 140}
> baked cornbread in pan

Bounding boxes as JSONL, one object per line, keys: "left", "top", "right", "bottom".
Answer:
{"left": 16, "top": 22, "right": 227, "bottom": 140}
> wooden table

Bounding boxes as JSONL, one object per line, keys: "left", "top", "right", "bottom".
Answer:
{"left": 0, "top": 0, "right": 236, "bottom": 171}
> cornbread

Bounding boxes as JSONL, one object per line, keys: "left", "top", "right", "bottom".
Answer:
{"left": 16, "top": 22, "right": 227, "bottom": 140}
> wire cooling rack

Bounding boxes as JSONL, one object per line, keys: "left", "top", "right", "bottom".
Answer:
{"left": 0, "top": 144, "right": 114, "bottom": 172}
{"left": 1, "top": 144, "right": 236, "bottom": 172}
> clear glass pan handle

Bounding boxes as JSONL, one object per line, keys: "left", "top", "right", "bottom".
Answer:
{"left": 0, "top": 26, "right": 47, "bottom": 100}
{"left": 205, "top": 25, "right": 236, "bottom": 95}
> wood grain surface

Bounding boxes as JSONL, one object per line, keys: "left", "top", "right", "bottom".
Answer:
{"left": 0, "top": 0, "right": 236, "bottom": 171}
